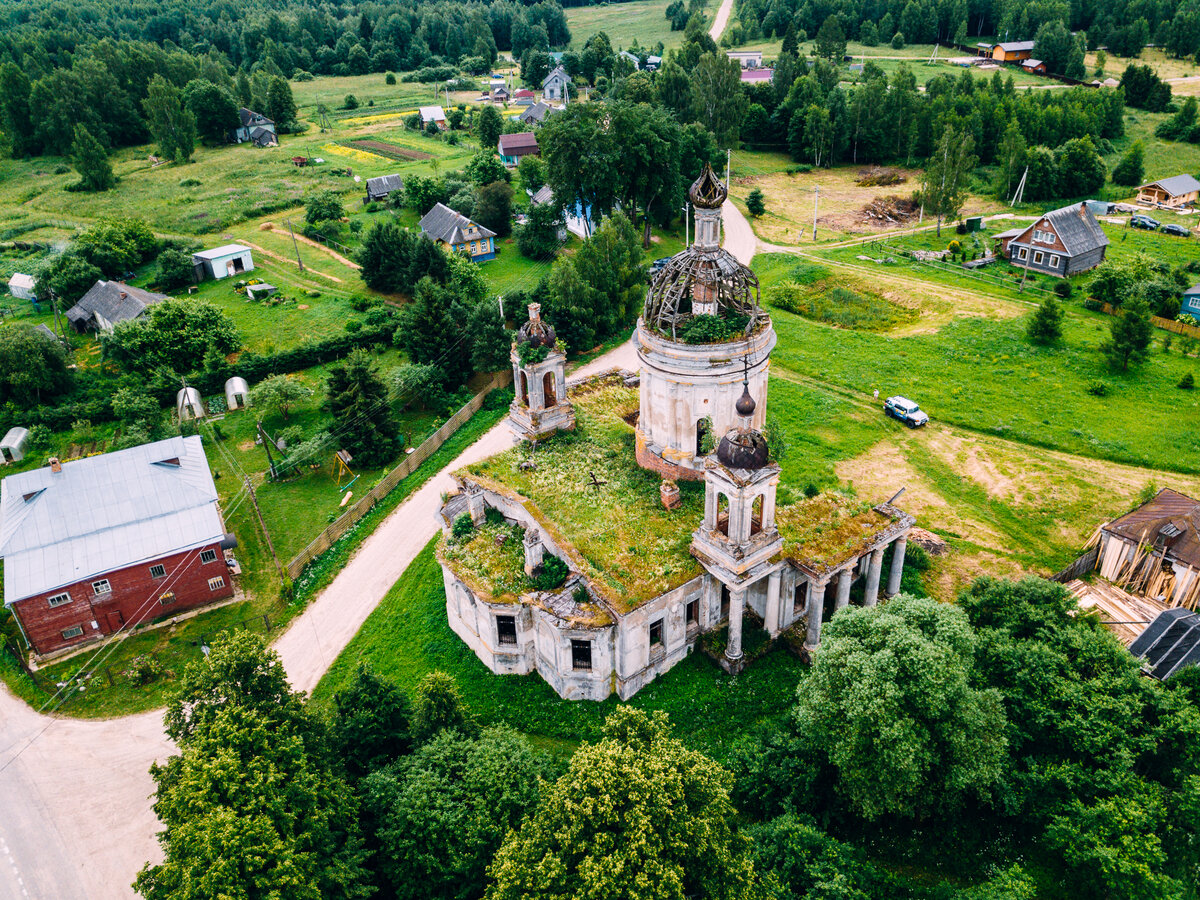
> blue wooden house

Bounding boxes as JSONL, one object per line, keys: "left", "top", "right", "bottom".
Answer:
{"left": 1182, "top": 284, "right": 1200, "bottom": 318}
{"left": 419, "top": 203, "right": 497, "bottom": 261}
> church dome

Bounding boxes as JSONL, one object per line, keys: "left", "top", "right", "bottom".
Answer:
{"left": 689, "top": 163, "right": 728, "bottom": 209}
{"left": 516, "top": 302, "right": 556, "bottom": 348}
{"left": 717, "top": 428, "right": 770, "bottom": 470}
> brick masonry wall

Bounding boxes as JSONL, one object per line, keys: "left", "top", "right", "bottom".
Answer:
{"left": 635, "top": 431, "right": 704, "bottom": 482}
{"left": 11, "top": 542, "right": 234, "bottom": 655}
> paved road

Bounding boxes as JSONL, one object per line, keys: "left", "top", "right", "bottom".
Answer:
{"left": 0, "top": 337, "right": 642, "bottom": 900}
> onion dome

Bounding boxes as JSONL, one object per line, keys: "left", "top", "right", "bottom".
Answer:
{"left": 717, "top": 428, "right": 770, "bottom": 470}
{"left": 516, "top": 302, "right": 556, "bottom": 348}
{"left": 735, "top": 383, "right": 756, "bottom": 418}
{"left": 689, "top": 163, "right": 728, "bottom": 210}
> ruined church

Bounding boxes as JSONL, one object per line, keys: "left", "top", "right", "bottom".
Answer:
{"left": 437, "top": 165, "right": 913, "bottom": 700}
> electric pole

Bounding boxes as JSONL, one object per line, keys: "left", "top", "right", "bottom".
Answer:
{"left": 285, "top": 218, "right": 305, "bottom": 271}
{"left": 256, "top": 420, "right": 279, "bottom": 479}
{"left": 244, "top": 475, "right": 283, "bottom": 577}
{"left": 812, "top": 185, "right": 819, "bottom": 241}
{"left": 725, "top": 148, "right": 731, "bottom": 189}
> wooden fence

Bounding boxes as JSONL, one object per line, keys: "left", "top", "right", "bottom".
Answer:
{"left": 284, "top": 372, "right": 512, "bottom": 580}
{"left": 1100, "top": 303, "right": 1200, "bottom": 340}
{"left": 1050, "top": 545, "right": 1100, "bottom": 584}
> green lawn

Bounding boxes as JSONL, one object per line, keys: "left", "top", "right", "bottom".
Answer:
{"left": 566, "top": 0, "right": 694, "bottom": 52}
{"left": 755, "top": 252, "right": 1200, "bottom": 475}
{"left": 312, "top": 539, "right": 809, "bottom": 761}
{"left": 1105, "top": 111, "right": 1200, "bottom": 197}
{"left": 291, "top": 74, "right": 456, "bottom": 115}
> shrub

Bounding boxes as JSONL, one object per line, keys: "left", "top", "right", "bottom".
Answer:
{"left": 1086, "top": 380, "right": 1110, "bottom": 396}
{"left": 1180, "top": 372, "right": 1196, "bottom": 389}
{"left": 746, "top": 188, "right": 766, "bottom": 217}
{"left": 1053, "top": 280, "right": 1073, "bottom": 298}
{"left": 532, "top": 555, "right": 569, "bottom": 591}
{"left": 891, "top": 31, "right": 906, "bottom": 49}
{"left": 385, "top": 72, "right": 397, "bottom": 85}
{"left": 680, "top": 314, "right": 736, "bottom": 344}
{"left": 1083, "top": 298, "right": 1103, "bottom": 311}
{"left": 179, "top": 177, "right": 200, "bottom": 187}
{"left": 293, "top": 70, "right": 314, "bottom": 82}
{"left": 1178, "top": 313, "right": 1199, "bottom": 327}
{"left": 452, "top": 513, "right": 474, "bottom": 539}
{"left": 126, "top": 654, "right": 167, "bottom": 686}
{"left": 343, "top": 94, "right": 359, "bottom": 110}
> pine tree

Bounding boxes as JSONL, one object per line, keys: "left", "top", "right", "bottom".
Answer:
{"left": 781, "top": 20, "right": 799, "bottom": 56}
{"left": 71, "top": 124, "right": 114, "bottom": 191}
{"left": 1026, "top": 296, "right": 1064, "bottom": 344}
{"left": 266, "top": 76, "right": 297, "bottom": 128}
{"left": 469, "top": 299, "right": 512, "bottom": 373}
{"left": 1101, "top": 296, "right": 1154, "bottom": 372}
{"left": 477, "top": 105, "right": 502, "bottom": 150}
{"left": 746, "top": 188, "right": 766, "bottom": 217}
{"left": 236, "top": 70, "right": 253, "bottom": 107}
{"left": 325, "top": 349, "right": 401, "bottom": 467}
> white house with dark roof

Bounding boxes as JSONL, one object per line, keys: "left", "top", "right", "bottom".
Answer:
{"left": 0, "top": 437, "right": 234, "bottom": 656}
{"left": 231, "top": 108, "right": 277, "bottom": 146}
{"left": 541, "top": 65, "right": 571, "bottom": 102}
{"left": 1137, "top": 174, "right": 1200, "bottom": 208}
{"left": 419, "top": 203, "right": 497, "bottom": 261}
{"left": 65, "top": 281, "right": 168, "bottom": 333}
{"left": 998, "top": 202, "right": 1109, "bottom": 277}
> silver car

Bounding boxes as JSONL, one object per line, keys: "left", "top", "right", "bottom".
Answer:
{"left": 884, "top": 396, "right": 929, "bottom": 427}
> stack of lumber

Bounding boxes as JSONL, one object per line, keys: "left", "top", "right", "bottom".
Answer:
{"left": 1067, "top": 578, "right": 1169, "bottom": 646}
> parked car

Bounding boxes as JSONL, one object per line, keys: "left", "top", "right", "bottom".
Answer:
{"left": 883, "top": 396, "right": 929, "bottom": 428}
{"left": 1131, "top": 215, "right": 1161, "bottom": 230}
{"left": 1162, "top": 223, "right": 1191, "bottom": 237}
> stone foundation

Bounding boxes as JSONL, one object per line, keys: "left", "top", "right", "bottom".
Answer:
{"left": 635, "top": 429, "right": 704, "bottom": 481}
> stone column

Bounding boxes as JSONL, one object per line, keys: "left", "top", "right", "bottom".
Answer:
{"left": 523, "top": 528, "right": 545, "bottom": 575}
{"left": 704, "top": 485, "right": 717, "bottom": 530}
{"left": 805, "top": 581, "right": 826, "bottom": 648}
{"left": 466, "top": 488, "right": 486, "bottom": 525}
{"left": 764, "top": 570, "right": 782, "bottom": 636}
{"left": 725, "top": 587, "right": 745, "bottom": 661}
{"left": 863, "top": 547, "right": 885, "bottom": 607}
{"left": 886, "top": 536, "right": 908, "bottom": 597}
{"left": 835, "top": 569, "right": 852, "bottom": 612}
{"left": 556, "top": 368, "right": 566, "bottom": 407}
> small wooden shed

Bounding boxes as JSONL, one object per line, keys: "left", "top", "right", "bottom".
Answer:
{"left": 225, "top": 377, "right": 251, "bottom": 410}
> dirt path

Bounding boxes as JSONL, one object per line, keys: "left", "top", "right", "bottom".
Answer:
{"left": 237, "top": 238, "right": 345, "bottom": 283}
{"left": 708, "top": 0, "right": 734, "bottom": 41}
{"left": 264, "top": 222, "right": 362, "bottom": 270}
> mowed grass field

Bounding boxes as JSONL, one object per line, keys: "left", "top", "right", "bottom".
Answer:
{"left": 566, "top": 0, "right": 693, "bottom": 51}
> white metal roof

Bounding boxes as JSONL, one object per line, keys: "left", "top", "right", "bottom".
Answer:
{"left": 8, "top": 273, "right": 35, "bottom": 290}
{"left": 193, "top": 244, "right": 252, "bottom": 260}
{"left": 420, "top": 106, "right": 446, "bottom": 122}
{"left": 0, "top": 436, "right": 224, "bottom": 601}
{"left": 1, "top": 427, "right": 27, "bottom": 449}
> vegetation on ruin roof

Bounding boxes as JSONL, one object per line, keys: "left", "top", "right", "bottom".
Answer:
{"left": 464, "top": 376, "right": 703, "bottom": 612}
{"left": 438, "top": 521, "right": 531, "bottom": 604}
{"left": 776, "top": 492, "right": 896, "bottom": 573}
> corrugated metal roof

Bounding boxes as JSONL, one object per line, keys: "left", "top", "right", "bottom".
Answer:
{"left": 498, "top": 132, "right": 539, "bottom": 155}
{"left": 0, "top": 436, "right": 224, "bottom": 601}
{"left": 193, "top": 244, "right": 252, "bottom": 261}
{"left": 420, "top": 106, "right": 446, "bottom": 122}
{"left": 1104, "top": 488, "right": 1200, "bottom": 570}
{"left": 1011, "top": 203, "right": 1109, "bottom": 257}
{"left": 996, "top": 41, "right": 1035, "bottom": 51}
{"left": 64, "top": 281, "right": 167, "bottom": 329}
{"left": 8, "top": 273, "right": 34, "bottom": 290}
{"left": 1144, "top": 174, "right": 1200, "bottom": 197}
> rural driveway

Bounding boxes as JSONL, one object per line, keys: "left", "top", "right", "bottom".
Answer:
{"left": 709, "top": 0, "right": 734, "bottom": 41}
{"left": 0, "top": 334, "right": 644, "bottom": 900}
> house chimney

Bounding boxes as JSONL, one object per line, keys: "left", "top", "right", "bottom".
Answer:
{"left": 119, "top": 291, "right": 128, "bottom": 299}
{"left": 49, "top": 457, "right": 62, "bottom": 474}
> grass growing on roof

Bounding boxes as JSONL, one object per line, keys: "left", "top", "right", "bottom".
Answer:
{"left": 439, "top": 520, "right": 531, "bottom": 603}
{"left": 776, "top": 492, "right": 895, "bottom": 572}
{"left": 312, "top": 539, "right": 809, "bottom": 761}
{"left": 465, "top": 377, "right": 703, "bottom": 611}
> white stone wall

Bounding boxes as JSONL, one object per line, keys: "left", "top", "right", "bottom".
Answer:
{"left": 634, "top": 320, "right": 776, "bottom": 474}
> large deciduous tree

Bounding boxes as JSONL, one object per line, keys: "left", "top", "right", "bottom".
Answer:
{"left": 325, "top": 349, "right": 401, "bottom": 467}
{"left": 0, "top": 325, "right": 72, "bottom": 404}
{"left": 136, "top": 632, "right": 370, "bottom": 900}
{"left": 793, "top": 595, "right": 1008, "bottom": 821}
{"left": 537, "top": 103, "right": 619, "bottom": 235}
{"left": 71, "top": 124, "right": 115, "bottom": 192}
{"left": 487, "top": 707, "right": 757, "bottom": 900}
{"left": 183, "top": 79, "right": 239, "bottom": 142}
{"left": 689, "top": 52, "right": 747, "bottom": 148}
{"left": 573, "top": 211, "right": 646, "bottom": 338}
{"left": 103, "top": 299, "right": 240, "bottom": 375}
{"left": 919, "top": 124, "right": 977, "bottom": 235}
{"left": 142, "top": 74, "right": 196, "bottom": 164}
{"left": 474, "top": 180, "right": 513, "bottom": 237}
{"left": 476, "top": 104, "right": 503, "bottom": 150}
{"left": 249, "top": 374, "right": 313, "bottom": 421}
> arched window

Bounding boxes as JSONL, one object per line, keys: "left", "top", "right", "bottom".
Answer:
{"left": 750, "top": 494, "right": 763, "bottom": 536}
{"left": 519, "top": 371, "right": 529, "bottom": 406}
{"left": 543, "top": 371, "right": 556, "bottom": 406}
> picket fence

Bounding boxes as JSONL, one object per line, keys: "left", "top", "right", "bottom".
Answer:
{"left": 285, "top": 371, "right": 512, "bottom": 580}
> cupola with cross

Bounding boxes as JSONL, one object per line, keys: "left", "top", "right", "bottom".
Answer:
{"left": 509, "top": 302, "right": 575, "bottom": 442}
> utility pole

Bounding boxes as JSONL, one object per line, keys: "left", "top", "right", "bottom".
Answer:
{"left": 725, "top": 148, "right": 731, "bottom": 188}
{"left": 244, "top": 476, "right": 283, "bottom": 577}
{"left": 812, "top": 185, "right": 819, "bottom": 241}
{"left": 682, "top": 202, "right": 690, "bottom": 246}
{"left": 256, "top": 420, "right": 279, "bottom": 479}
{"left": 285, "top": 218, "right": 305, "bottom": 271}
{"left": 48, "top": 288, "right": 64, "bottom": 341}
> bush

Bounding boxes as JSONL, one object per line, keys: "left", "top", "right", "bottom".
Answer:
{"left": 126, "top": 654, "right": 167, "bottom": 687}
{"left": 293, "top": 70, "right": 314, "bottom": 82}
{"left": 1083, "top": 298, "right": 1103, "bottom": 311}
{"left": 1086, "top": 380, "right": 1110, "bottom": 396}
{"left": 746, "top": 188, "right": 766, "bottom": 217}
{"left": 891, "top": 31, "right": 906, "bottom": 49}
{"left": 452, "top": 513, "right": 474, "bottom": 539}
{"left": 680, "top": 314, "right": 737, "bottom": 344}
{"left": 385, "top": 72, "right": 396, "bottom": 85}
{"left": 1180, "top": 372, "right": 1196, "bottom": 389}
{"left": 343, "top": 94, "right": 359, "bottom": 110}
{"left": 532, "top": 555, "right": 569, "bottom": 591}
{"left": 1054, "top": 280, "right": 1073, "bottom": 298}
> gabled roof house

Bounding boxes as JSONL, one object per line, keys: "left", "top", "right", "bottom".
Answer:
{"left": 365, "top": 174, "right": 404, "bottom": 203}
{"left": 65, "top": 281, "right": 168, "bottom": 333}
{"left": 0, "top": 437, "right": 234, "bottom": 656}
{"left": 498, "top": 132, "right": 539, "bottom": 165}
{"left": 1137, "top": 174, "right": 1200, "bottom": 208}
{"left": 231, "top": 108, "right": 277, "bottom": 146}
{"left": 419, "top": 203, "right": 497, "bottom": 261}
{"left": 999, "top": 202, "right": 1109, "bottom": 278}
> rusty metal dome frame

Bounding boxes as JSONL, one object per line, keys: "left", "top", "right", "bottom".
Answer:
{"left": 689, "top": 163, "right": 728, "bottom": 209}
{"left": 643, "top": 247, "right": 763, "bottom": 339}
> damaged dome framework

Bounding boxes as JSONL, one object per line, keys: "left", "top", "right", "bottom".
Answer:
{"left": 642, "top": 164, "right": 766, "bottom": 340}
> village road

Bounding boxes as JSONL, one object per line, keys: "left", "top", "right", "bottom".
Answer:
{"left": 709, "top": 0, "right": 734, "bottom": 42}
{"left": 0, "top": 336, "right": 643, "bottom": 899}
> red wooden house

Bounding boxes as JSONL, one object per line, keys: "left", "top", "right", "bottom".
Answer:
{"left": 0, "top": 436, "right": 235, "bottom": 656}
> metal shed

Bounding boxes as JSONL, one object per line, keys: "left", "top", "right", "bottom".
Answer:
{"left": 1, "top": 426, "right": 28, "bottom": 463}
{"left": 225, "top": 377, "right": 251, "bottom": 410}
{"left": 177, "top": 387, "right": 205, "bottom": 421}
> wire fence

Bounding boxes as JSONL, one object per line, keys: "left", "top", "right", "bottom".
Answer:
{"left": 284, "top": 371, "right": 512, "bottom": 580}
